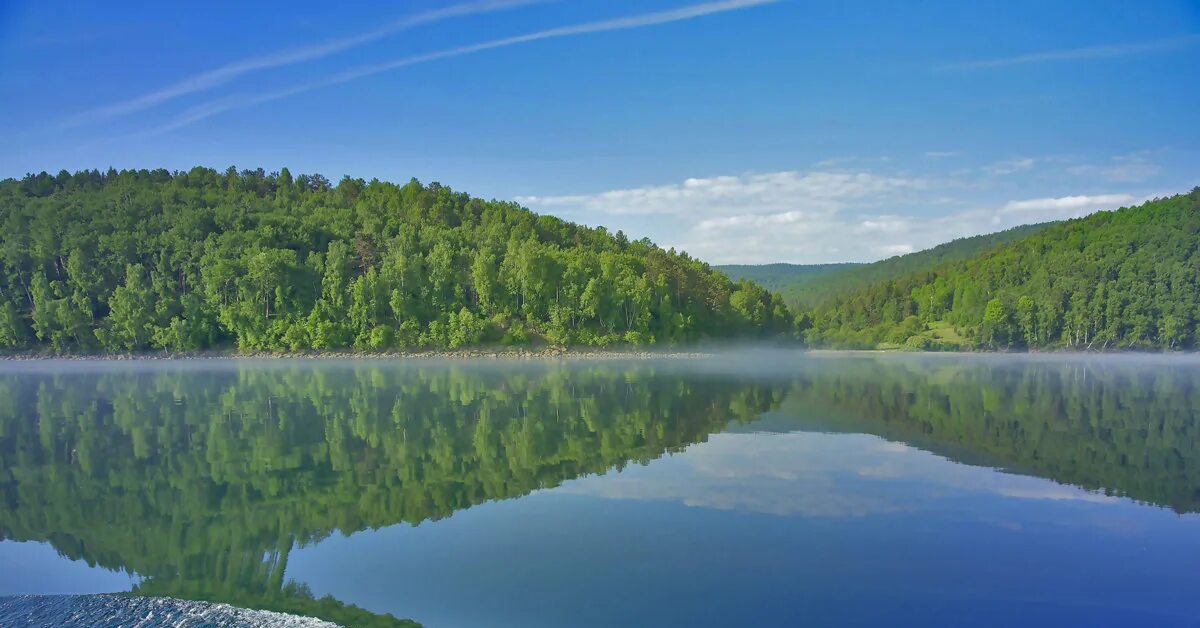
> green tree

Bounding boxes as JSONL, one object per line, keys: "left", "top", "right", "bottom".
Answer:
{"left": 981, "top": 298, "right": 1012, "bottom": 347}
{"left": 0, "top": 301, "right": 27, "bottom": 348}
{"left": 1016, "top": 295, "right": 1036, "bottom": 347}
{"left": 97, "top": 264, "right": 156, "bottom": 350}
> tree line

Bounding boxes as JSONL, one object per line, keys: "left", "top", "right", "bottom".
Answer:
{"left": 0, "top": 168, "right": 796, "bottom": 353}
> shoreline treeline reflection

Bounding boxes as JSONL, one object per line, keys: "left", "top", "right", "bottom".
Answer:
{"left": 777, "top": 356, "right": 1200, "bottom": 513}
{"left": 0, "top": 361, "right": 785, "bottom": 626}
{"left": 2, "top": 356, "right": 1199, "bottom": 625}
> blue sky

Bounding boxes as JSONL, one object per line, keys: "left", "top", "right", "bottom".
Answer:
{"left": 1, "top": 0, "right": 1197, "bottom": 264}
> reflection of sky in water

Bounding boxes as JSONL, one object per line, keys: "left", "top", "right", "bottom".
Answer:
{"left": 561, "top": 431, "right": 1122, "bottom": 519}
{"left": 0, "top": 541, "right": 136, "bottom": 595}
{"left": 285, "top": 429, "right": 1200, "bottom": 628}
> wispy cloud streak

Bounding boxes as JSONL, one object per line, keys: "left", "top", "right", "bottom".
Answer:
{"left": 150, "top": 0, "right": 777, "bottom": 135}
{"left": 941, "top": 34, "right": 1200, "bottom": 70}
{"left": 66, "top": 0, "right": 545, "bottom": 126}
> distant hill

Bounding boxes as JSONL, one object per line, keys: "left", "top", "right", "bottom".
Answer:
{"left": 0, "top": 168, "right": 795, "bottom": 353}
{"left": 716, "top": 263, "right": 859, "bottom": 302}
{"left": 805, "top": 189, "right": 1200, "bottom": 350}
{"left": 720, "top": 222, "right": 1053, "bottom": 308}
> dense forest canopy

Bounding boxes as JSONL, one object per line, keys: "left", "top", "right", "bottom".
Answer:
{"left": 0, "top": 168, "right": 795, "bottom": 353}
{"left": 805, "top": 190, "right": 1200, "bottom": 350}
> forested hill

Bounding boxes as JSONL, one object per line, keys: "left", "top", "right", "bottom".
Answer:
{"left": 723, "top": 222, "right": 1052, "bottom": 309}
{"left": 805, "top": 189, "right": 1200, "bottom": 350}
{"left": 716, "top": 263, "right": 859, "bottom": 302}
{"left": 0, "top": 168, "right": 794, "bottom": 353}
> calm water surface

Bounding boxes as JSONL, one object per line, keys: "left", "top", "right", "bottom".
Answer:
{"left": 1, "top": 353, "right": 1198, "bottom": 627}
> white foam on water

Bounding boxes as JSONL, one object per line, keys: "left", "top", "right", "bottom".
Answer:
{"left": 0, "top": 594, "right": 339, "bottom": 627}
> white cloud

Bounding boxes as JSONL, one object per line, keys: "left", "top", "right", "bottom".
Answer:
{"left": 1001, "top": 193, "right": 1135, "bottom": 214}
{"left": 696, "top": 210, "right": 808, "bottom": 231}
{"left": 941, "top": 34, "right": 1200, "bottom": 70}
{"left": 879, "top": 243, "right": 915, "bottom": 255}
{"left": 517, "top": 168, "right": 1146, "bottom": 264}
{"left": 924, "top": 151, "right": 959, "bottom": 158}
{"left": 517, "top": 170, "right": 927, "bottom": 216}
{"left": 995, "top": 486, "right": 1118, "bottom": 504}
{"left": 855, "top": 216, "right": 913, "bottom": 234}
{"left": 560, "top": 432, "right": 914, "bottom": 518}
{"left": 560, "top": 430, "right": 1125, "bottom": 518}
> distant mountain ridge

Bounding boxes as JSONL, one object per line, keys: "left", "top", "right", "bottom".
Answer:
{"left": 719, "top": 222, "right": 1054, "bottom": 308}
{"left": 716, "top": 263, "right": 860, "bottom": 301}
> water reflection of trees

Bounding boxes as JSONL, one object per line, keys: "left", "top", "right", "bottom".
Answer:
{"left": 0, "top": 363, "right": 784, "bottom": 626}
{"left": 779, "top": 357, "right": 1200, "bottom": 513}
{"left": 5, "top": 357, "right": 1196, "bottom": 625}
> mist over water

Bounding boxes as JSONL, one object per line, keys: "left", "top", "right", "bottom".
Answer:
{"left": 1, "top": 351, "right": 1198, "bottom": 626}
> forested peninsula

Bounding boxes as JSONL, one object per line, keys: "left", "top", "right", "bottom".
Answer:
{"left": 0, "top": 168, "right": 794, "bottom": 353}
